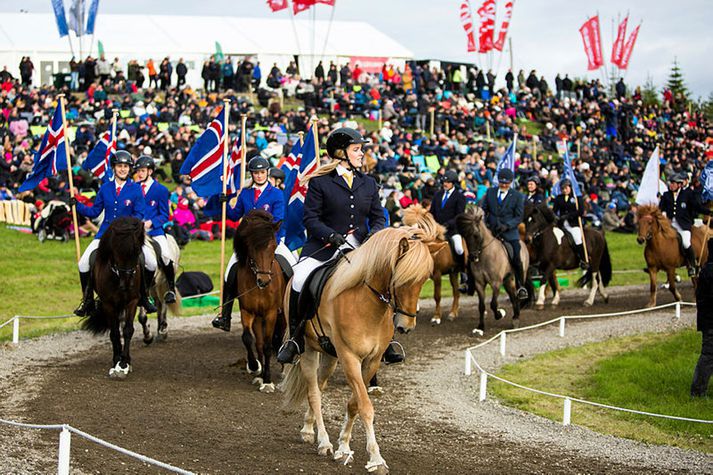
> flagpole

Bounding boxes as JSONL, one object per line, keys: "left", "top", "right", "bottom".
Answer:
{"left": 567, "top": 141, "right": 589, "bottom": 265}
{"left": 218, "top": 100, "right": 231, "bottom": 311}
{"left": 240, "top": 114, "right": 247, "bottom": 189}
{"left": 59, "top": 94, "right": 82, "bottom": 263}
{"left": 298, "top": 131, "right": 304, "bottom": 147}
{"left": 110, "top": 107, "right": 118, "bottom": 151}
{"left": 311, "top": 117, "right": 320, "bottom": 170}
{"left": 698, "top": 207, "right": 711, "bottom": 268}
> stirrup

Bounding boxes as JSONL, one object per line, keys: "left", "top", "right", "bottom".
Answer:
{"left": 211, "top": 315, "right": 231, "bottom": 332}
{"left": 164, "top": 290, "right": 176, "bottom": 304}
{"left": 516, "top": 287, "right": 529, "bottom": 300}
{"left": 383, "top": 341, "right": 406, "bottom": 365}
{"left": 277, "top": 339, "right": 302, "bottom": 365}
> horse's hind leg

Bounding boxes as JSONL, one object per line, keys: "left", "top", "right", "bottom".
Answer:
{"left": 157, "top": 298, "right": 168, "bottom": 341}
{"left": 335, "top": 392, "right": 359, "bottom": 465}
{"left": 667, "top": 267, "right": 682, "bottom": 302}
{"left": 432, "top": 273, "right": 442, "bottom": 325}
{"left": 302, "top": 350, "right": 332, "bottom": 456}
{"left": 241, "top": 311, "right": 261, "bottom": 375}
{"left": 490, "top": 280, "right": 505, "bottom": 321}
{"left": 549, "top": 271, "right": 561, "bottom": 307}
{"left": 448, "top": 272, "right": 460, "bottom": 321}
{"left": 503, "top": 277, "right": 520, "bottom": 329}
{"left": 584, "top": 272, "right": 599, "bottom": 307}
{"left": 138, "top": 308, "right": 153, "bottom": 345}
{"left": 596, "top": 272, "right": 609, "bottom": 303}
{"left": 475, "top": 283, "right": 486, "bottom": 332}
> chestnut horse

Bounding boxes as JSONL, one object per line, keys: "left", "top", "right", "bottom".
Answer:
{"left": 636, "top": 204, "right": 708, "bottom": 307}
{"left": 281, "top": 227, "right": 441, "bottom": 474}
{"left": 402, "top": 204, "right": 465, "bottom": 324}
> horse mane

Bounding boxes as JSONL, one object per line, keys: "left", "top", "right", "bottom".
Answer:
{"left": 637, "top": 204, "right": 677, "bottom": 240}
{"left": 327, "top": 227, "right": 433, "bottom": 298}
{"left": 97, "top": 217, "right": 145, "bottom": 262}
{"left": 402, "top": 204, "right": 447, "bottom": 241}
{"left": 234, "top": 210, "right": 276, "bottom": 263}
{"left": 536, "top": 203, "right": 556, "bottom": 223}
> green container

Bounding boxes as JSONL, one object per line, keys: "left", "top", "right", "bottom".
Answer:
{"left": 532, "top": 277, "right": 570, "bottom": 289}
{"left": 182, "top": 295, "right": 220, "bottom": 308}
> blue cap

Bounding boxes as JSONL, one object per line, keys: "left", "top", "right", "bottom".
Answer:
{"left": 497, "top": 168, "right": 514, "bottom": 183}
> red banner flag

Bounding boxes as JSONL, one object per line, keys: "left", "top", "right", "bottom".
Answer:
{"left": 611, "top": 15, "right": 628, "bottom": 66}
{"left": 293, "top": 0, "right": 316, "bottom": 14}
{"left": 460, "top": 1, "right": 477, "bottom": 52}
{"left": 266, "top": 0, "right": 288, "bottom": 12}
{"left": 493, "top": 0, "right": 514, "bottom": 51}
{"left": 477, "top": 0, "right": 496, "bottom": 53}
{"left": 617, "top": 23, "right": 640, "bottom": 70}
{"left": 316, "top": 0, "right": 336, "bottom": 4}
{"left": 579, "top": 16, "right": 604, "bottom": 71}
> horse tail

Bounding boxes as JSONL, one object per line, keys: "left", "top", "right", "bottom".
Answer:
{"left": 168, "top": 290, "right": 182, "bottom": 316}
{"left": 81, "top": 308, "right": 109, "bottom": 335}
{"left": 576, "top": 269, "right": 593, "bottom": 288}
{"left": 600, "top": 240, "right": 612, "bottom": 287}
{"left": 280, "top": 363, "right": 309, "bottom": 412}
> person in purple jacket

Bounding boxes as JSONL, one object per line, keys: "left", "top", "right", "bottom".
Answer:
{"left": 133, "top": 155, "right": 177, "bottom": 303}
{"left": 71, "top": 151, "right": 157, "bottom": 317}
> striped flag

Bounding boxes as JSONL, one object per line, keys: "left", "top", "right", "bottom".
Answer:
{"left": 19, "top": 106, "right": 67, "bottom": 192}
{"left": 285, "top": 128, "right": 318, "bottom": 250}
{"left": 492, "top": 134, "right": 517, "bottom": 186}
{"left": 82, "top": 129, "right": 115, "bottom": 182}
{"left": 459, "top": 1, "right": 477, "bottom": 52}
{"left": 227, "top": 136, "right": 242, "bottom": 195}
{"left": 180, "top": 106, "right": 227, "bottom": 198}
{"left": 552, "top": 142, "right": 582, "bottom": 197}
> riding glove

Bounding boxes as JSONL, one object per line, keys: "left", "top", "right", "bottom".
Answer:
{"left": 328, "top": 232, "right": 347, "bottom": 247}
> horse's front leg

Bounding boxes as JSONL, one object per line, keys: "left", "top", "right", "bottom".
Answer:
{"left": 108, "top": 309, "right": 122, "bottom": 372}
{"left": 503, "top": 276, "right": 520, "bottom": 328}
{"left": 431, "top": 272, "right": 442, "bottom": 325}
{"left": 301, "top": 350, "right": 332, "bottom": 456}
{"left": 137, "top": 307, "right": 153, "bottom": 345}
{"left": 121, "top": 305, "right": 136, "bottom": 372}
{"left": 583, "top": 271, "right": 599, "bottom": 307}
{"left": 475, "top": 281, "right": 486, "bottom": 332}
{"left": 646, "top": 266, "right": 658, "bottom": 308}
{"left": 549, "top": 271, "right": 561, "bottom": 306}
{"left": 490, "top": 280, "right": 505, "bottom": 321}
{"left": 535, "top": 270, "right": 550, "bottom": 310}
{"left": 448, "top": 272, "right": 460, "bottom": 321}
{"left": 258, "top": 311, "right": 277, "bottom": 393}
{"left": 241, "top": 310, "right": 261, "bottom": 376}
{"left": 335, "top": 393, "right": 359, "bottom": 465}
{"left": 667, "top": 267, "right": 682, "bottom": 302}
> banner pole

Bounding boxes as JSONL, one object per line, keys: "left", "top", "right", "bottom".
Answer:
{"left": 311, "top": 117, "right": 320, "bottom": 171}
{"left": 60, "top": 94, "right": 82, "bottom": 263}
{"left": 218, "top": 100, "right": 231, "bottom": 309}
{"left": 240, "top": 114, "right": 247, "bottom": 188}
{"left": 698, "top": 208, "right": 711, "bottom": 268}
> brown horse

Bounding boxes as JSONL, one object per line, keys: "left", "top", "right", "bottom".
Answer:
{"left": 234, "top": 210, "right": 286, "bottom": 392}
{"left": 281, "top": 227, "right": 441, "bottom": 474}
{"left": 81, "top": 217, "right": 145, "bottom": 378}
{"left": 636, "top": 204, "right": 708, "bottom": 307}
{"left": 402, "top": 204, "right": 465, "bottom": 324}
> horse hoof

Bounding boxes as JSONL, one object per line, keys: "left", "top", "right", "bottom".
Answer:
{"left": 583, "top": 300, "right": 593, "bottom": 307}
{"left": 603, "top": 295, "right": 610, "bottom": 304}
{"left": 447, "top": 312, "right": 458, "bottom": 321}
{"left": 300, "top": 431, "right": 315, "bottom": 444}
{"left": 317, "top": 443, "right": 333, "bottom": 457}
{"left": 511, "top": 319, "right": 520, "bottom": 329}
{"left": 157, "top": 329, "right": 168, "bottom": 341}
{"left": 368, "top": 385, "right": 384, "bottom": 396}
{"left": 334, "top": 449, "right": 354, "bottom": 465}
{"left": 431, "top": 317, "right": 441, "bottom": 326}
{"left": 252, "top": 377, "right": 264, "bottom": 386}
{"left": 535, "top": 304, "right": 544, "bottom": 310}
{"left": 143, "top": 335, "right": 154, "bottom": 346}
{"left": 471, "top": 328, "right": 484, "bottom": 336}
{"left": 108, "top": 363, "right": 131, "bottom": 379}
{"left": 247, "top": 360, "right": 262, "bottom": 375}
{"left": 366, "top": 462, "right": 389, "bottom": 474}
{"left": 495, "top": 309, "right": 506, "bottom": 320}
{"left": 259, "top": 382, "right": 275, "bottom": 393}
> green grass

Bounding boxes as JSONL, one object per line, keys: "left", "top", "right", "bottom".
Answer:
{"left": 490, "top": 329, "right": 713, "bottom": 452}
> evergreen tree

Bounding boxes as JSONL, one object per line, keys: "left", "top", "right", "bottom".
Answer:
{"left": 665, "top": 58, "right": 689, "bottom": 100}
{"left": 703, "top": 92, "right": 713, "bottom": 121}
{"left": 642, "top": 74, "right": 660, "bottom": 107}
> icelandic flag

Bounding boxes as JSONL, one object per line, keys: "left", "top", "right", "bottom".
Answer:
{"left": 281, "top": 139, "right": 303, "bottom": 199}
{"left": 227, "top": 136, "right": 243, "bottom": 195}
{"left": 552, "top": 142, "right": 582, "bottom": 197}
{"left": 180, "top": 106, "right": 227, "bottom": 198}
{"left": 492, "top": 133, "right": 517, "bottom": 186}
{"left": 285, "top": 128, "right": 318, "bottom": 251}
{"left": 82, "top": 128, "right": 115, "bottom": 182}
{"left": 701, "top": 159, "right": 713, "bottom": 203}
{"left": 19, "top": 106, "right": 67, "bottom": 192}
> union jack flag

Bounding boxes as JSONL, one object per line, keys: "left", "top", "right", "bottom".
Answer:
{"left": 285, "top": 127, "right": 318, "bottom": 250}
{"left": 82, "top": 128, "right": 115, "bottom": 182}
{"left": 179, "top": 106, "right": 227, "bottom": 198}
{"left": 19, "top": 105, "right": 68, "bottom": 192}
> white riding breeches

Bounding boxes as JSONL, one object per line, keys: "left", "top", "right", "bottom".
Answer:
{"left": 151, "top": 235, "right": 172, "bottom": 266}
{"left": 291, "top": 234, "right": 360, "bottom": 292}
{"left": 78, "top": 238, "right": 157, "bottom": 272}
{"left": 224, "top": 241, "right": 298, "bottom": 283}
{"left": 451, "top": 234, "right": 464, "bottom": 255}
{"left": 672, "top": 220, "right": 692, "bottom": 248}
{"left": 563, "top": 221, "right": 583, "bottom": 246}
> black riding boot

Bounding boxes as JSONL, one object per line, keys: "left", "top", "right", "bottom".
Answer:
{"left": 383, "top": 340, "right": 405, "bottom": 365}
{"left": 212, "top": 264, "right": 238, "bottom": 332}
{"left": 163, "top": 260, "right": 177, "bottom": 304}
{"left": 511, "top": 258, "right": 528, "bottom": 300}
{"left": 685, "top": 246, "right": 698, "bottom": 277}
{"left": 141, "top": 269, "right": 158, "bottom": 314}
{"left": 277, "top": 289, "right": 304, "bottom": 364}
{"left": 575, "top": 244, "right": 589, "bottom": 270}
{"left": 74, "top": 271, "right": 95, "bottom": 317}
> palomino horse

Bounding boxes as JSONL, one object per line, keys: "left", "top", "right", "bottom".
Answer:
{"left": 524, "top": 203, "right": 612, "bottom": 308}
{"left": 137, "top": 234, "right": 181, "bottom": 344}
{"left": 402, "top": 204, "right": 465, "bottom": 325}
{"left": 456, "top": 207, "right": 532, "bottom": 332}
{"left": 82, "top": 217, "right": 145, "bottom": 378}
{"left": 234, "top": 210, "right": 286, "bottom": 393}
{"left": 636, "top": 204, "right": 708, "bottom": 307}
{"left": 281, "top": 227, "right": 441, "bottom": 474}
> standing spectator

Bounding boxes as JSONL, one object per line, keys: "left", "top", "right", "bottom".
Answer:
{"left": 96, "top": 54, "right": 111, "bottom": 84}
{"left": 327, "top": 62, "right": 337, "bottom": 85}
{"left": 209, "top": 57, "right": 221, "bottom": 92}
{"left": 84, "top": 55, "right": 97, "bottom": 89}
{"left": 19, "top": 56, "right": 34, "bottom": 86}
{"left": 516, "top": 69, "right": 525, "bottom": 90}
{"left": 314, "top": 60, "right": 324, "bottom": 84}
{"left": 286, "top": 60, "right": 298, "bottom": 77}
{"left": 147, "top": 59, "right": 158, "bottom": 88}
{"left": 201, "top": 60, "right": 210, "bottom": 91}
{"left": 555, "top": 73, "right": 563, "bottom": 98}
{"left": 222, "top": 58, "right": 234, "bottom": 91}
{"left": 159, "top": 57, "right": 171, "bottom": 90}
{"left": 505, "top": 69, "right": 514, "bottom": 93}
{"left": 339, "top": 63, "right": 350, "bottom": 85}
{"left": 176, "top": 58, "right": 188, "bottom": 87}
{"left": 616, "top": 78, "right": 626, "bottom": 99}
{"left": 486, "top": 69, "right": 496, "bottom": 93}
{"left": 69, "top": 57, "right": 79, "bottom": 90}
{"left": 111, "top": 57, "right": 123, "bottom": 82}
{"left": 238, "top": 58, "right": 253, "bottom": 92}
{"left": 267, "top": 63, "right": 282, "bottom": 89}
{"left": 692, "top": 239, "right": 713, "bottom": 397}
{"left": 252, "top": 61, "right": 262, "bottom": 90}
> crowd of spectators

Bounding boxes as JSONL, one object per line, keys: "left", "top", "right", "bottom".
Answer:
{"left": 1, "top": 54, "right": 712, "bottom": 240}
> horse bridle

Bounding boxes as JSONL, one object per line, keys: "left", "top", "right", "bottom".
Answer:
{"left": 365, "top": 282, "right": 418, "bottom": 319}
{"left": 638, "top": 214, "right": 654, "bottom": 241}
{"left": 249, "top": 257, "right": 275, "bottom": 289}
{"left": 111, "top": 262, "right": 138, "bottom": 279}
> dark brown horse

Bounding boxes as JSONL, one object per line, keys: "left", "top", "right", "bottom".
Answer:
{"left": 636, "top": 204, "right": 708, "bottom": 307}
{"left": 233, "top": 210, "right": 286, "bottom": 392}
{"left": 524, "top": 203, "right": 612, "bottom": 308}
{"left": 82, "top": 217, "right": 145, "bottom": 378}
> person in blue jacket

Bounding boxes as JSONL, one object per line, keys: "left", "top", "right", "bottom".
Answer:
{"left": 133, "top": 155, "right": 177, "bottom": 303}
{"left": 71, "top": 150, "right": 157, "bottom": 317}
{"left": 211, "top": 155, "right": 295, "bottom": 332}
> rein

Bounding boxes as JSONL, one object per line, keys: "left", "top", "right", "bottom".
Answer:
{"left": 469, "top": 226, "right": 498, "bottom": 263}
{"left": 365, "top": 282, "right": 418, "bottom": 319}
{"left": 111, "top": 263, "right": 138, "bottom": 278}
{"left": 249, "top": 257, "right": 275, "bottom": 289}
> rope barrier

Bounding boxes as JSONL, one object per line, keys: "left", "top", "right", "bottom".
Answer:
{"left": 464, "top": 301, "right": 713, "bottom": 425}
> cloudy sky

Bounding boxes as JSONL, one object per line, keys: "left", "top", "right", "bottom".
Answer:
{"left": 4, "top": 0, "right": 712, "bottom": 98}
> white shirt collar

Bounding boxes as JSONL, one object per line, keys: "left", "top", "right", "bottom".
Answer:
{"left": 142, "top": 177, "right": 154, "bottom": 190}
{"left": 336, "top": 164, "right": 353, "bottom": 176}
{"left": 253, "top": 181, "right": 268, "bottom": 193}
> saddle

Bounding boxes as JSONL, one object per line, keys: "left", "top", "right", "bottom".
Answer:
{"left": 297, "top": 257, "right": 341, "bottom": 321}
{"left": 275, "top": 254, "right": 294, "bottom": 282}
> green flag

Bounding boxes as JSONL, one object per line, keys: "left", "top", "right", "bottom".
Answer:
{"left": 215, "top": 41, "right": 224, "bottom": 61}
{"left": 98, "top": 40, "right": 104, "bottom": 57}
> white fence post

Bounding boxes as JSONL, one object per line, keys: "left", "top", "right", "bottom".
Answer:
{"left": 499, "top": 332, "right": 506, "bottom": 357}
{"left": 464, "top": 350, "right": 472, "bottom": 376}
{"left": 12, "top": 316, "right": 19, "bottom": 345}
{"left": 559, "top": 318, "right": 566, "bottom": 338}
{"left": 675, "top": 302, "right": 681, "bottom": 320}
{"left": 479, "top": 371, "right": 488, "bottom": 401}
{"left": 562, "top": 398, "right": 572, "bottom": 426}
{"left": 57, "top": 425, "right": 71, "bottom": 475}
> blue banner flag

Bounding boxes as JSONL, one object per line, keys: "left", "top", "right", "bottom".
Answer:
{"left": 492, "top": 134, "right": 517, "bottom": 186}
{"left": 284, "top": 128, "right": 318, "bottom": 251}
{"left": 19, "top": 106, "right": 67, "bottom": 192}
{"left": 700, "top": 160, "right": 713, "bottom": 203}
{"left": 552, "top": 142, "right": 582, "bottom": 197}
{"left": 179, "top": 107, "right": 227, "bottom": 198}
{"left": 85, "top": 0, "right": 100, "bottom": 35}
{"left": 51, "top": 0, "right": 69, "bottom": 37}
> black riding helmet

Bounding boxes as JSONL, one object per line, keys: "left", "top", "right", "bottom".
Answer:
{"left": 560, "top": 178, "right": 572, "bottom": 188}
{"left": 269, "top": 167, "right": 285, "bottom": 181}
{"left": 133, "top": 155, "right": 155, "bottom": 171}
{"left": 526, "top": 175, "right": 540, "bottom": 186}
{"left": 444, "top": 169, "right": 459, "bottom": 184}
{"left": 326, "top": 127, "right": 369, "bottom": 159}
{"left": 112, "top": 150, "right": 133, "bottom": 167}
{"left": 248, "top": 156, "right": 270, "bottom": 172}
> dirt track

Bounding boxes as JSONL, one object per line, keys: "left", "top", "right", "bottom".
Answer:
{"left": 2, "top": 284, "right": 704, "bottom": 474}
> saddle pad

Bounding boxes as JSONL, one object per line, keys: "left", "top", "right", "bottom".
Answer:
{"left": 275, "top": 254, "right": 294, "bottom": 281}
{"left": 297, "top": 258, "right": 341, "bottom": 320}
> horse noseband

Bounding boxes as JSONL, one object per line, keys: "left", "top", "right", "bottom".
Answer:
{"left": 249, "top": 258, "right": 274, "bottom": 289}
{"left": 365, "top": 283, "right": 418, "bottom": 319}
{"left": 111, "top": 264, "right": 137, "bottom": 278}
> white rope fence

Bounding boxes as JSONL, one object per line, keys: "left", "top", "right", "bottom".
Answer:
{"left": 464, "top": 301, "right": 713, "bottom": 426}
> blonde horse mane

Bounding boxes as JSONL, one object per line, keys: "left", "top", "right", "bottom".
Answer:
{"left": 402, "top": 204, "right": 447, "bottom": 241}
{"left": 637, "top": 204, "right": 677, "bottom": 240}
{"left": 327, "top": 227, "right": 434, "bottom": 299}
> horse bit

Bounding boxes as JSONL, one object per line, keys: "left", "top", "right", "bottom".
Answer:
{"left": 249, "top": 258, "right": 275, "bottom": 289}
{"left": 111, "top": 263, "right": 138, "bottom": 279}
{"left": 365, "top": 282, "right": 418, "bottom": 319}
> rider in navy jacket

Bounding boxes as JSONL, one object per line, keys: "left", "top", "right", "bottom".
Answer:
{"left": 430, "top": 169, "right": 468, "bottom": 290}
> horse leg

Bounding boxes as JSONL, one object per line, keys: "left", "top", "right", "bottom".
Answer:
{"left": 302, "top": 354, "right": 338, "bottom": 444}
{"left": 112, "top": 306, "right": 135, "bottom": 378}
{"left": 583, "top": 272, "right": 598, "bottom": 307}
{"left": 432, "top": 273, "right": 442, "bottom": 325}
{"left": 503, "top": 278, "right": 520, "bottom": 329}
{"left": 137, "top": 307, "right": 153, "bottom": 345}
{"left": 490, "top": 281, "right": 505, "bottom": 321}
{"left": 536, "top": 269, "right": 550, "bottom": 310}
{"left": 646, "top": 267, "right": 658, "bottom": 308}
{"left": 241, "top": 311, "right": 261, "bottom": 375}
{"left": 476, "top": 282, "right": 486, "bottom": 332}
{"left": 596, "top": 272, "right": 609, "bottom": 303}
{"left": 108, "top": 313, "right": 122, "bottom": 375}
{"left": 550, "top": 272, "right": 561, "bottom": 307}
{"left": 302, "top": 350, "right": 332, "bottom": 456}
{"left": 259, "top": 312, "right": 278, "bottom": 393}
{"left": 667, "top": 267, "right": 682, "bottom": 302}
{"left": 448, "top": 272, "right": 460, "bottom": 321}
{"left": 253, "top": 316, "right": 266, "bottom": 388}
{"left": 335, "top": 393, "right": 359, "bottom": 465}
{"left": 156, "top": 294, "right": 168, "bottom": 340}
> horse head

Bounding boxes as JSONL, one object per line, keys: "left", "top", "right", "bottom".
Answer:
{"left": 99, "top": 217, "right": 144, "bottom": 293}
{"left": 456, "top": 207, "right": 485, "bottom": 259}
{"left": 235, "top": 210, "right": 279, "bottom": 289}
{"left": 524, "top": 203, "right": 553, "bottom": 244}
{"left": 391, "top": 230, "right": 433, "bottom": 335}
{"left": 636, "top": 205, "right": 657, "bottom": 244}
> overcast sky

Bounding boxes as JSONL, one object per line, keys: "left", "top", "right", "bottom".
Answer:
{"left": 4, "top": 0, "right": 711, "bottom": 98}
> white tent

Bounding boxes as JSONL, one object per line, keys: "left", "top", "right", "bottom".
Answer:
{"left": 0, "top": 13, "right": 413, "bottom": 87}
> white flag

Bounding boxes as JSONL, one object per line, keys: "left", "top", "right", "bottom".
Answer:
{"left": 68, "top": 0, "right": 86, "bottom": 36}
{"left": 635, "top": 146, "right": 661, "bottom": 205}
